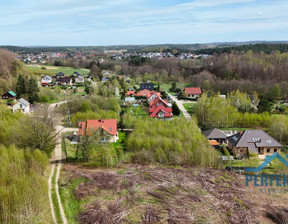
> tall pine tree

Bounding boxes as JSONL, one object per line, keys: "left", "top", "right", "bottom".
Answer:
{"left": 27, "top": 78, "right": 39, "bottom": 104}
{"left": 16, "top": 74, "right": 26, "bottom": 98}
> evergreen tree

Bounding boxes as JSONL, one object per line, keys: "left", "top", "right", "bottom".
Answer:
{"left": 27, "top": 78, "right": 39, "bottom": 103}
{"left": 257, "top": 98, "right": 272, "bottom": 113}
{"left": 16, "top": 74, "right": 26, "bottom": 98}
{"left": 172, "top": 102, "right": 180, "bottom": 116}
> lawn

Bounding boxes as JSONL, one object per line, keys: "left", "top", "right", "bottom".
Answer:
{"left": 161, "top": 82, "right": 191, "bottom": 95}
{"left": 26, "top": 64, "right": 90, "bottom": 76}
{"left": 183, "top": 102, "right": 197, "bottom": 115}
{"left": 126, "top": 106, "right": 148, "bottom": 117}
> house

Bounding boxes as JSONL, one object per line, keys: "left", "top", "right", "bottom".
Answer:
{"left": 149, "top": 97, "right": 170, "bottom": 114}
{"left": 102, "top": 76, "right": 109, "bottom": 83}
{"left": 73, "top": 72, "right": 81, "bottom": 76}
{"left": 184, "top": 87, "right": 202, "bottom": 99}
{"left": 2, "top": 91, "right": 16, "bottom": 100}
{"left": 140, "top": 83, "right": 154, "bottom": 90}
{"left": 149, "top": 105, "right": 173, "bottom": 120}
{"left": 227, "top": 130, "right": 282, "bottom": 158}
{"left": 56, "top": 72, "right": 65, "bottom": 77}
{"left": 78, "top": 119, "right": 119, "bottom": 143}
{"left": 147, "top": 91, "right": 161, "bottom": 104}
{"left": 125, "top": 90, "right": 135, "bottom": 96}
{"left": 55, "top": 76, "right": 72, "bottom": 85}
{"left": 125, "top": 97, "right": 136, "bottom": 104}
{"left": 41, "top": 75, "right": 53, "bottom": 85}
{"left": 75, "top": 75, "right": 85, "bottom": 84}
{"left": 202, "top": 128, "right": 227, "bottom": 144}
{"left": 12, "top": 98, "right": 30, "bottom": 114}
{"left": 135, "top": 89, "right": 151, "bottom": 97}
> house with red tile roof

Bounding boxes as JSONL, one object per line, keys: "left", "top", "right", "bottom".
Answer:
{"left": 125, "top": 90, "right": 135, "bottom": 96}
{"left": 78, "top": 119, "right": 118, "bottom": 143}
{"left": 149, "top": 97, "right": 170, "bottom": 114}
{"left": 149, "top": 105, "right": 173, "bottom": 119}
{"left": 184, "top": 87, "right": 202, "bottom": 99}
{"left": 147, "top": 91, "right": 161, "bottom": 103}
{"left": 135, "top": 89, "right": 151, "bottom": 97}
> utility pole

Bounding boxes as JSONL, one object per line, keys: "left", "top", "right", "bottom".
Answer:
{"left": 67, "top": 109, "right": 71, "bottom": 127}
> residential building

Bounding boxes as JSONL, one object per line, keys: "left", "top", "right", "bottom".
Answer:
{"left": 41, "top": 75, "right": 53, "bottom": 85}
{"left": 227, "top": 130, "right": 282, "bottom": 158}
{"left": 12, "top": 98, "right": 30, "bottom": 114}
{"left": 2, "top": 91, "right": 16, "bottom": 100}
{"left": 184, "top": 87, "right": 202, "bottom": 99}
{"left": 125, "top": 90, "right": 135, "bottom": 96}
{"left": 202, "top": 128, "right": 227, "bottom": 144}
{"left": 149, "top": 105, "right": 173, "bottom": 120}
{"left": 140, "top": 83, "right": 154, "bottom": 90}
{"left": 55, "top": 76, "right": 72, "bottom": 85}
{"left": 147, "top": 91, "right": 161, "bottom": 104}
{"left": 75, "top": 75, "right": 85, "bottom": 84}
{"left": 135, "top": 89, "right": 151, "bottom": 97}
{"left": 78, "top": 119, "right": 119, "bottom": 143}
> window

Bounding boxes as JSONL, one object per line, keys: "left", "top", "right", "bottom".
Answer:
{"left": 274, "top": 149, "right": 278, "bottom": 153}
{"left": 267, "top": 149, "right": 270, "bottom": 153}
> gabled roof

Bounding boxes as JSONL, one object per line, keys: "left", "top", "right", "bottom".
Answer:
{"left": 227, "top": 130, "right": 282, "bottom": 148}
{"left": 202, "top": 128, "right": 227, "bottom": 139}
{"left": 149, "top": 97, "right": 169, "bottom": 107}
{"left": 184, "top": 87, "right": 202, "bottom": 95}
{"left": 147, "top": 91, "right": 161, "bottom": 99}
{"left": 18, "top": 98, "right": 30, "bottom": 107}
{"left": 135, "top": 89, "right": 151, "bottom": 97}
{"left": 150, "top": 105, "right": 173, "bottom": 118}
{"left": 78, "top": 119, "right": 117, "bottom": 136}
{"left": 8, "top": 91, "right": 16, "bottom": 97}
{"left": 125, "top": 90, "right": 135, "bottom": 95}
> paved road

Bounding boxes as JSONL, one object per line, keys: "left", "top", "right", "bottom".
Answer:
{"left": 48, "top": 101, "right": 77, "bottom": 224}
{"left": 167, "top": 92, "right": 193, "bottom": 119}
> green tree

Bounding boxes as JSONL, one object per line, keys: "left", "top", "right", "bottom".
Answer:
{"left": 172, "top": 102, "right": 180, "bottom": 116}
{"left": 170, "top": 82, "right": 177, "bottom": 92}
{"left": 257, "top": 98, "right": 272, "bottom": 113}
{"left": 268, "top": 84, "right": 281, "bottom": 101}
{"left": 27, "top": 78, "right": 40, "bottom": 103}
{"left": 15, "top": 74, "right": 26, "bottom": 98}
{"left": 90, "top": 61, "right": 102, "bottom": 81}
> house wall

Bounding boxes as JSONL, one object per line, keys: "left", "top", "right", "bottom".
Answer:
{"left": 261, "top": 147, "right": 281, "bottom": 156}
{"left": 187, "top": 94, "right": 200, "bottom": 99}
{"left": 12, "top": 103, "right": 29, "bottom": 114}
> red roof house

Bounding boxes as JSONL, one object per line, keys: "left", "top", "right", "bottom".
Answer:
{"left": 125, "top": 90, "right": 135, "bottom": 96}
{"left": 78, "top": 119, "right": 118, "bottom": 142}
{"left": 147, "top": 91, "right": 161, "bottom": 103}
{"left": 149, "top": 97, "right": 170, "bottom": 114}
{"left": 135, "top": 89, "right": 151, "bottom": 97}
{"left": 184, "top": 87, "right": 202, "bottom": 99}
{"left": 149, "top": 105, "right": 173, "bottom": 119}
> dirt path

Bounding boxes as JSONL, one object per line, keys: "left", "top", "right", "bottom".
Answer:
{"left": 48, "top": 101, "right": 77, "bottom": 224}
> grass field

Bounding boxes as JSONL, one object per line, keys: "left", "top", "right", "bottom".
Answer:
{"left": 183, "top": 102, "right": 197, "bottom": 115}
{"left": 26, "top": 64, "right": 90, "bottom": 76}
{"left": 161, "top": 82, "right": 191, "bottom": 95}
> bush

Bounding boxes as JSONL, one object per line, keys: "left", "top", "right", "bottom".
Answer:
{"left": 126, "top": 118, "right": 219, "bottom": 167}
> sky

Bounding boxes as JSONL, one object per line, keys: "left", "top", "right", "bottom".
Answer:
{"left": 0, "top": 0, "right": 288, "bottom": 46}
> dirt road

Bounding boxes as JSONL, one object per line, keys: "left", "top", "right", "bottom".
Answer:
{"left": 48, "top": 102, "right": 77, "bottom": 224}
{"left": 167, "top": 92, "right": 193, "bottom": 119}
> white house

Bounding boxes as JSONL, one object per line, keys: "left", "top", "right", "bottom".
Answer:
{"left": 12, "top": 98, "right": 30, "bottom": 114}
{"left": 75, "top": 75, "right": 85, "bottom": 84}
{"left": 41, "top": 75, "right": 52, "bottom": 85}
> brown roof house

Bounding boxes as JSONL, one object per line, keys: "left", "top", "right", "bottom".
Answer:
{"left": 227, "top": 130, "right": 282, "bottom": 158}
{"left": 202, "top": 128, "right": 227, "bottom": 145}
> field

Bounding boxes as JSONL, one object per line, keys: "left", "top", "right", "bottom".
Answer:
{"left": 26, "top": 64, "right": 90, "bottom": 76}
{"left": 183, "top": 102, "right": 197, "bottom": 115}
{"left": 160, "top": 82, "right": 191, "bottom": 95}
{"left": 59, "top": 165, "right": 287, "bottom": 224}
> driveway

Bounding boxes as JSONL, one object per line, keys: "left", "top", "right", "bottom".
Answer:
{"left": 167, "top": 92, "right": 192, "bottom": 119}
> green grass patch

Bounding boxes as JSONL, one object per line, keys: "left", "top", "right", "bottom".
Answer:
{"left": 26, "top": 64, "right": 90, "bottom": 76}
{"left": 113, "top": 132, "right": 127, "bottom": 152}
{"left": 126, "top": 106, "right": 148, "bottom": 117}
{"left": 183, "top": 102, "right": 197, "bottom": 115}
{"left": 59, "top": 177, "right": 84, "bottom": 224}
{"left": 52, "top": 166, "right": 63, "bottom": 224}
